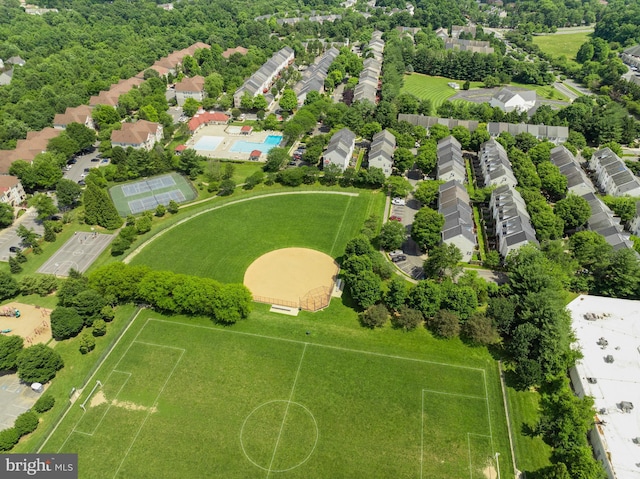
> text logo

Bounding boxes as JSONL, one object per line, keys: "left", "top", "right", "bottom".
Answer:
{"left": 1, "top": 454, "right": 77, "bottom": 478}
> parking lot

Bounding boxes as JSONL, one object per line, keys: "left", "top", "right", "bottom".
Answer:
{"left": 0, "top": 374, "right": 41, "bottom": 431}
{"left": 387, "top": 195, "right": 426, "bottom": 280}
{"left": 63, "top": 147, "right": 106, "bottom": 183}
{"left": 0, "top": 208, "right": 44, "bottom": 262}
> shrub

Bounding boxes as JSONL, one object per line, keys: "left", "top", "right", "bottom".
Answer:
{"left": 359, "top": 303, "right": 389, "bottom": 328}
{"left": 428, "top": 310, "right": 460, "bottom": 339}
{"left": 391, "top": 306, "right": 423, "bottom": 331}
{"left": 92, "top": 319, "right": 107, "bottom": 336}
{"left": 33, "top": 393, "right": 55, "bottom": 413}
{"left": 14, "top": 411, "right": 38, "bottom": 437}
{"left": 50, "top": 307, "right": 84, "bottom": 340}
{"left": 101, "top": 305, "right": 115, "bottom": 322}
{"left": 17, "top": 344, "right": 64, "bottom": 383}
{"left": 79, "top": 332, "right": 96, "bottom": 354}
{"left": 0, "top": 428, "right": 19, "bottom": 451}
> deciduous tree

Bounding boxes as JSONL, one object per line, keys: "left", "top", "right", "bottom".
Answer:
{"left": 17, "top": 344, "right": 63, "bottom": 383}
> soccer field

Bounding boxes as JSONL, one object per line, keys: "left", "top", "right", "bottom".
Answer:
{"left": 42, "top": 311, "right": 507, "bottom": 478}
{"left": 128, "top": 191, "right": 376, "bottom": 283}
{"left": 401, "top": 74, "right": 483, "bottom": 110}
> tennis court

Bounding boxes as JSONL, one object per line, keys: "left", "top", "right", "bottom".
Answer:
{"left": 109, "top": 173, "right": 196, "bottom": 216}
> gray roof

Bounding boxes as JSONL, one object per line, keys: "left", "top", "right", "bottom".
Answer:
{"left": 590, "top": 148, "right": 640, "bottom": 196}
{"left": 295, "top": 47, "right": 339, "bottom": 101}
{"left": 492, "top": 87, "right": 537, "bottom": 104}
{"left": 624, "top": 45, "right": 640, "bottom": 57}
{"left": 236, "top": 47, "right": 294, "bottom": 99}
{"left": 438, "top": 180, "right": 476, "bottom": 250}
{"left": 487, "top": 122, "right": 569, "bottom": 143}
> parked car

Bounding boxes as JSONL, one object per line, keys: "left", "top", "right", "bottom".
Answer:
{"left": 391, "top": 255, "right": 407, "bottom": 263}
{"left": 389, "top": 215, "right": 402, "bottom": 222}
{"left": 78, "top": 180, "right": 86, "bottom": 186}
{"left": 389, "top": 250, "right": 404, "bottom": 257}
{"left": 9, "top": 246, "right": 20, "bottom": 253}
{"left": 392, "top": 197, "right": 406, "bottom": 206}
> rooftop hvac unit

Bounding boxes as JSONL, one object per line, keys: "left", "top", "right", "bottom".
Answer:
{"left": 587, "top": 377, "right": 598, "bottom": 384}
{"left": 604, "top": 355, "right": 614, "bottom": 363}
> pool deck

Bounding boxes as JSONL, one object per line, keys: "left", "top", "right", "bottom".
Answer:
{"left": 186, "top": 124, "right": 280, "bottom": 162}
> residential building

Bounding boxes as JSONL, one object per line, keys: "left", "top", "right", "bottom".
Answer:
{"left": 397, "top": 114, "right": 480, "bottom": 133}
{"left": 6, "top": 56, "right": 25, "bottom": 67}
{"left": 354, "top": 32, "right": 384, "bottom": 104}
{"left": 567, "top": 295, "right": 640, "bottom": 479}
{"left": 621, "top": 44, "right": 640, "bottom": 69}
{"left": 89, "top": 77, "right": 145, "bottom": 107}
{"left": 550, "top": 146, "right": 595, "bottom": 196}
{"left": 478, "top": 139, "right": 517, "bottom": 188}
{"left": 436, "top": 136, "right": 465, "bottom": 184}
{"left": 435, "top": 27, "right": 449, "bottom": 40}
{"left": 438, "top": 180, "right": 476, "bottom": 262}
{"left": 589, "top": 148, "right": 640, "bottom": 197}
{"left": 489, "top": 184, "right": 538, "bottom": 257}
{"left": 487, "top": 122, "right": 569, "bottom": 144}
{"left": 444, "top": 38, "right": 494, "bottom": 54}
{"left": 630, "top": 202, "right": 640, "bottom": 237}
{"left": 490, "top": 88, "right": 537, "bottom": 113}
{"left": 451, "top": 25, "right": 476, "bottom": 38}
{"left": 234, "top": 47, "right": 295, "bottom": 108}
{"left": 323, "top": 128, "right": 356, "bottom": 171}
{"left": 0, "top": 127, "right": 62, "bottom": 173}
{"left": 111, "top": 120, "right": 163, "bottom": 150}
{"left": 0, "top": 68, "right": 13, "bottom": 86}
{"left": 368, "top": 129, "right": 396, "bottom": 177}
{"left": 53, "top": 105, "right": 95, "bottom": 130}
{"left": 294, "top": 47, "right": 339, "bottom": 106}
{"left": 175, "top": 75, "right": 206, "bottom": 106}
{"left": 187, "top": 112, "right": 229, "bottom": 133}
{"left": 222, "top": 46, "right": 248, "bottom": 59}
{"left": 580, "top": 192, "right": 633, "bottom": 251}
{"left": 0, "top": 176, "right": 26, "bottom": 206}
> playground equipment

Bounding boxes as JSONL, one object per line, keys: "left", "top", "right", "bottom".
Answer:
{"left": 0, "top": 307, "right": 18, "bottom": 317}
{"left": 1, "top": 329, "right": 11, "bottom": 333}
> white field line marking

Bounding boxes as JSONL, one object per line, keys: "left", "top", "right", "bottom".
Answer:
{"left": 124, "top": 191, "right": 359, "bottom": 263}
{"left": 420, "top": 389, "right": 485, "bottom": 400}
{"left": 483, "top": 369, "right": 495, "bottom": 453}
{"left": 420, "top": 391, "right": 425, "bottom": 479}
{"left": 266, "top": 343, "right": 308, "bottom": 479}
{"left": 146, "top": 318, "right": 486, "bottom": 373}
{"left": 39, "top": 308, "right": 145, "bottom": 453}
{"left": 112, "top": 345, "right": 185, "bottom": 479}
{"left": 57, "top": 371, "right": 131, "bottom": 452}
{"left": 329, "top": 196, "right": 352, "bottom": 257}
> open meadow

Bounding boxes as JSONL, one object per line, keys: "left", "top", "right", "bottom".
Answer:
{"left": 127, "top": 191, "right": 379, "bottom": 283}
{"left": 532, "top": 30, "right": 592, "bottom": 61}
{"left": 41, "top": 305, "right": 512, "bottom": 479}
{"left": 401, "top": 74, "right": 483, "bottom": 110}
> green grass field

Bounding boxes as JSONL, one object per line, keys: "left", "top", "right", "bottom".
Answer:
{"left": 532, "top": 30, "right": 592, "bottom": 61}
{"left": 401, "top": 74, "right": 482, "bottom": 110}
{"left": 128, "top": 191, "right": 379, "bottom": 282}
{"left": 41, "top": 306, "right": 511, "bottom": 478}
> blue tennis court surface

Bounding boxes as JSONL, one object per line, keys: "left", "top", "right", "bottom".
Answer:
{"left": 194, "top": 136, "right": 224, "bottom": 151}
{"left": 230, "top": 134, "right": 283, "bottom": 154}
{"left": 128, "top": 190, "right": 186, "bottom": 215}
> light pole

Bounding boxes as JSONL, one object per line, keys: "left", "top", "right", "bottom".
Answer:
{"left": 495, "top": 452, "right": 501, "bottom": 479}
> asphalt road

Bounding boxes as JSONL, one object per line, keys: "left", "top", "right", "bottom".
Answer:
{"left": 0, "top": 207, "right": 44, "bottom": 262}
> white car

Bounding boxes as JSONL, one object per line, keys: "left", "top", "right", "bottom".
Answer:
{"left": 392, "top": 197, "right": 406, "bottom": 206}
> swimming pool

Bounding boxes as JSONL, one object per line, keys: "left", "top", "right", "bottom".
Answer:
{"left": 193, "top": 136, "right": 224, "bottom": 151}
{"left": 230, "top": 135, "right": 283, "bottom": 154}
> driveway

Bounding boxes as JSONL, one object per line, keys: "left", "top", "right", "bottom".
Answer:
{"left": 0, "top": 207, "right": 44, "bottom": 262}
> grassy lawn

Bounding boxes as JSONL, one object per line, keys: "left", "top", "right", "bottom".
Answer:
{"left": 128, "top": 191, "right": 382, "bottom": 282}
{"left": 506, "top": 387, "right": 552, "bottom": 473}
{"left": 13, "top": 304, "right": 139, "bottom": 454}
{"left": 509, "top": 81, "right": 569, "bottom": 102}
{"left": 401, "top": 74, "right": 482, "bottom": 110}
{"left": 532, "top": 30, "right": 592, "bottom": 61}
{"left": 41, "top": 304, "right": 513, "bottom": 478}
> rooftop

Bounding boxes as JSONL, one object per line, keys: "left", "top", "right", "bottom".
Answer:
{"left": 568, "top": 294, "right": 640, "bottom": 479}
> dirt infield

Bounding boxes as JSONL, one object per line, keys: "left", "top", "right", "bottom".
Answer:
{"left": 244, "top": 248, "right": 339, "bottom": 309}
{"left": 0, "top": 302, "right": 52, "bottom": 345}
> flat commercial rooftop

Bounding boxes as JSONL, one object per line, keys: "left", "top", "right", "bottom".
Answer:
{"left": 568, "top": 294, "right": 640, "bottom": 479}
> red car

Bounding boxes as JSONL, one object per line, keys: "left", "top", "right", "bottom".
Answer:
{"left": 389, "top": 216, "right": 402, "bottom": 222}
